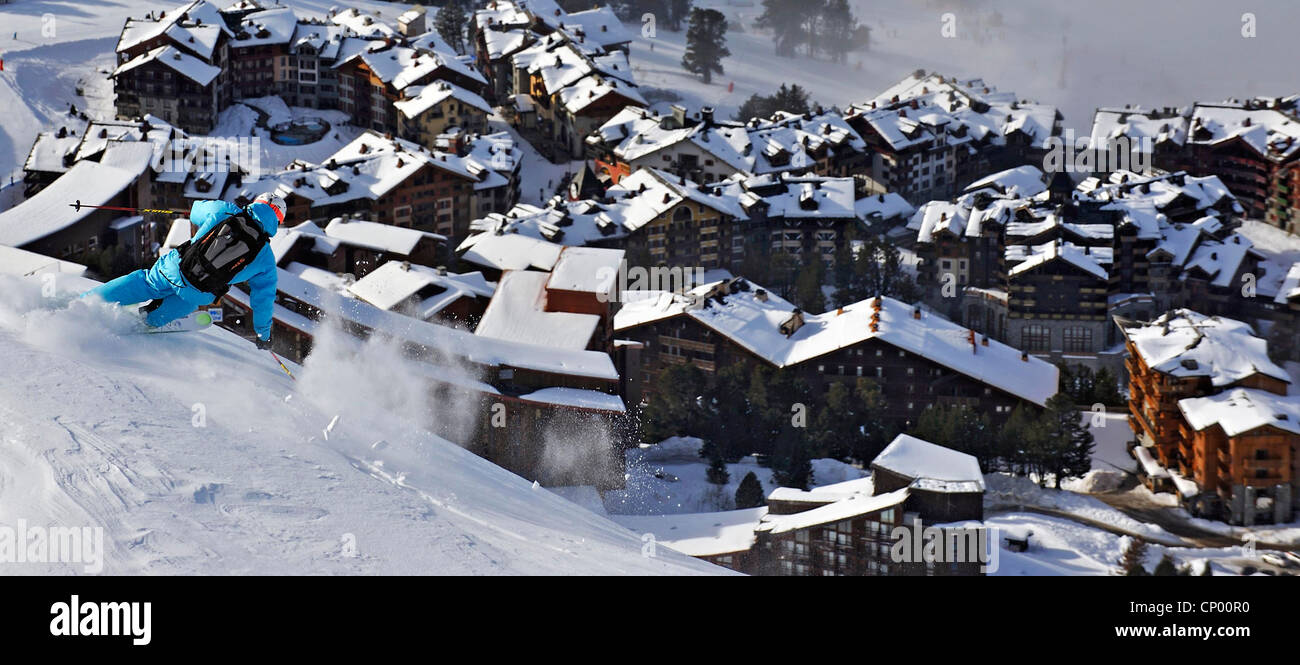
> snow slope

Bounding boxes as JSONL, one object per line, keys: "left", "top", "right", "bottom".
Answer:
{"left": 0, "top": 272, "right": 723, "bottom": 575}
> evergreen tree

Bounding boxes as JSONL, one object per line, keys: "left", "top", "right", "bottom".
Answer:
{"left": 434, "top": 0, "right": 469, "bottom": 55}
{"left": 1040, "top": 392, "right": 1095, "bottom": 488}
{"left": 1091, "top": 366, "right": 1124, "bottom": 406}
{"left": 1000, "top": 403, "right": 1046, "bottom": 476}
{"left": 772, "top": 83, "right": 812, "bottom": 115}
{"left": 755, "top": 0, "right": 808, "bottom": 57}
{"left": 703, "top": 440, "right": 730, "bottom": 484}
{"left": 733, "top": 83, "right": 812, "bottom": 121}
{"left": 815, "top": 0, "right": 857, "bottom": 62}
{"left": 851, "top": 378, "right": 894, "bottom": 464}
{"left": 851, "top": 235, "right": 920, "bottom": 303}
{"left": 735, "top": 471, "right": 766, "bottom": 508}
{"left": 681, "top": 8, "right": 730, "bottom": 84}
{"left": 1152, "top": 554, "right": 1182, "bottom": 577}
{"left": 794, "top": 258, "right": 826, "bottom": 313}
{"left": 771, "top": 421, "right": 813, "bottom": 489}
{"left": 642, "top": 362, "right": 709, "bottom": 441}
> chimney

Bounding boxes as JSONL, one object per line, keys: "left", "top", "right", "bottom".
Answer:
{"left": 912, "top": 305, "right": 921, "bottom": 319}
{"left": 755, "top": 288, "right": 768, "bottom": 302}
{"left": 701, "top": 106, "right": 714, "bottom": 127}
{"left": 1020, "top": 352, "right": 1029, "bottom": 361}
{"left": 779, "top": 308, "right": 805, "bottom": 337}
{"left": 981, "top": 335, "right": 989, "bottom": 346}
{"left": 437, "top": 265, "right": 447, "bottom": 276}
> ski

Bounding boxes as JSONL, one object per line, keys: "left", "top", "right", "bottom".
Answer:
{"left": 132, "top": 310, "right": 214, "bottom": 335}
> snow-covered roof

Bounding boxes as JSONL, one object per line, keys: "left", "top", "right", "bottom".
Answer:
{"left": 871, "top": 434, "right": 986, "bottom": 491}
{"left": 474, "top": 270, "right": 600, "bottom": 350}
{"left": 346, "top": 261, "right": 494, "bottom": 319}
{"left": 323, "top": 217, "right": 445, "bottom": 255}
{"left": 1119, "top": 309, "right": 1291, "bottom": 387}
{"left": 359, "top": 44, "right": 486, "bottom": 92}
{"left": 615, "top": 282, "right": 1059, "bottom": 405}
{"left": 767, "top": 476, "right": 875, "bottom": 504}
{"left": 547, "top": 246, "right": 624, "bottom": 297}
{"left": 112, "top": 44, "right": 222, "bottom": 86}
{"left": 1187, "top": 103, "right": 1300, "bottom": 162}
{"left": 116, "top": 0, "right": 232, "bottom": 54}
{"left": 1178, "top": 388, "right": 1300, "bottom": 437}
{"left": 329, "top": 7, "right": 397, "bottom": 39}
{"left": 1274, "top": 262, "right": 1300, "bottom": 304}
{"left": 394, "top": 80, "right": 493, "bottom": 120}
{"left": 457, "top": 231, "right": 565, "bottom": 272}
{"left": 1007, "top": 240, "right": 1110, "bottom": 281}
{"left": 24, "top": 132, "right": 82, "bottom": 174}
{"left": 270, "top": 266, "right": 619, "bottom": 380}
{"left": 0, "top": 246, "right": 87, "bottom": 277}
{"left": 1090, "top": 108, "right": 1188, "bottom": 148}
{"left": 594, "top": 106, "right": 866, "bottom": 178}
{"left": 757, "top": 487, "right": 911, "bottom": 535}
{"left": 517, "top": 387, "right": 625, "bottom": 413}
{"left": 848, "top": 72, "right": 1059, "bottom": 152}
{"left": 0, "top": 161, "right": 143, "bottom": 248}
{"left": 234, "top": 131, "right": 500, "bottom": 210}
{"left": 965, "top": 165, "right": 1048, "bottom": 198}
{"left": 1181, "top": 232, "right": 1255, "bottom": 288}
{"left": 610, "top": 507, "right": 767, "bottom": 557}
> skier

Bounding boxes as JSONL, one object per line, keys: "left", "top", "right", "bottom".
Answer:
{"left": 85, "top": 193, "right": 284, "bottom": 348}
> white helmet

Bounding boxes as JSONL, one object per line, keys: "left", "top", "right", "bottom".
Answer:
{"left": 252, "top": 192, "right": 286, "bottom": 225}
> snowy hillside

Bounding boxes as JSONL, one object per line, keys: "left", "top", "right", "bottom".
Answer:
{"left": 0, "top": 273, "right": 723, "bottom": 575}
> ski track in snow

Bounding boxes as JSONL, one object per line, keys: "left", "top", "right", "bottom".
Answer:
{"left": 0, "top": 274, "right": 723, "bottom": 575}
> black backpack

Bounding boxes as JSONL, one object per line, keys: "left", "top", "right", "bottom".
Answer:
{"left": 177, "top": 210, "right": 271, "bottom": 296}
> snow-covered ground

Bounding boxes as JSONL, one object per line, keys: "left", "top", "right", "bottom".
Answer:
{"left": 0, "top": 272, "right": 723, "bottom": 575}
{"left": 211, "top": 97, "right": 362, "bottom": 176}
{"left": 604, "top": 436, "right": 866, "bottom": 515}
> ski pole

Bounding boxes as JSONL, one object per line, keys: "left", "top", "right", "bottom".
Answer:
{"left": 68, "top": 199, "right": 189, "bottom": 215}
{"left": 268, "top": 350, "right": 296, "bottom": 381}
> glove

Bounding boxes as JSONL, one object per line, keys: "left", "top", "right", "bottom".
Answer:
{"left": 255, "top": 335, "right": 272, "bottom": 350}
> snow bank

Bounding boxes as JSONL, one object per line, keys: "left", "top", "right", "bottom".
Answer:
{"left": 0, "top": 274, "right": 722, "bottom": 575}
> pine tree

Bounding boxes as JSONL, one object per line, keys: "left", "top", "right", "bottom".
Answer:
{"left": 642, "top": 362, "right": 709, "bottom": 441}
{"left": 816, "top": 0, "right": 857, "bottom": 62}
{"left": 771, "top": 421, "right": 813, "bottom": 489}
{"left": 1000, "top": 403, "right": 1045, "bottom": 476}
{"left": 681, "top": 8, "right": 730, "bottom": 84}
{"left": 733, "top": 83, "right": 811, "bottom": 121}
{"left": 756, "top": 0, "right": 803, "bottom": 57}
{"left": 735, "top": 471, "right": 766, "bottom": 508}
{"left": 1091, "top": 366, "right": 1123, "bottom": 406}
{"left": 772, "top": 83, "right": 811, "bottom": 115}
{"left": 1152, "top": 554, "right": 1179, "bottom": 576}
{"left": 794, "top": 258, "right": 826, "bottom": 313}
{"left": 851, "top": 378, "right": 893, "bottom": 464}
{"left": 704, "top": 440, "right": 730, "bottom": 484}
{"left": 435, "top": 0, "right": 469, "bottom": 55}
{"left": 1041, "top": 392, "right": 1095, "bottom": 488}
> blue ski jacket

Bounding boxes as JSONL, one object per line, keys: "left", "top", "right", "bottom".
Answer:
{"left": 159, "top": 200, "right": 280, "bottom": 340}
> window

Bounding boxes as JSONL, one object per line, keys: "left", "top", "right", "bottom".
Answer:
{"left": 1021, "top": 324, "right": 1051, "bottom": 352}
{"left": 1063, "top": 326, "right": 1092, "bottom": 352}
